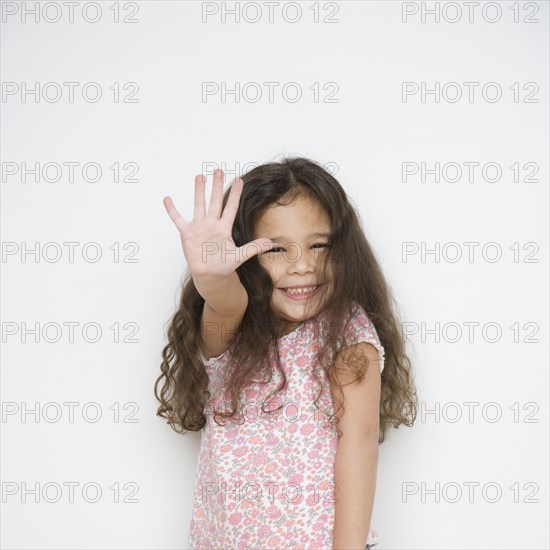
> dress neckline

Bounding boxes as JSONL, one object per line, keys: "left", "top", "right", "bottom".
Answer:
{"left": 277, "top": 313, "right": 318, "bottom": 341}
{"left": 278, "top": 322, "right": 303, "bottom": 341}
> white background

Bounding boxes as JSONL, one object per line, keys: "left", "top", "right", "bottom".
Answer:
{"left": 1, "top": 1, "right": 548, "bottom": 548}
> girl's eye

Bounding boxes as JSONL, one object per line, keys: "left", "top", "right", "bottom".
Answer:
{"left": 265, "top": 243, "right": 330, "bottom": 254}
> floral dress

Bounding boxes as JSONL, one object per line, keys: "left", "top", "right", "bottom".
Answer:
{"left": 188, "top": 301, "right": 385, "bottom": 550}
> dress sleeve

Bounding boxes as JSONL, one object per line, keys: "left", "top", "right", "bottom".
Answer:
{"left": 337, "top": 303, "right": 386, "bottom": 373}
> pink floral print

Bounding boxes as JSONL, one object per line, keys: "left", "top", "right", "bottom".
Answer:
{"left": 189, "top": 301, "right": 385, "bottom": 549}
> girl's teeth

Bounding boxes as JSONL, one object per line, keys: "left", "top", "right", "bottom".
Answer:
{"left": 285, "top": 286, "right": 318, "bottom": 295}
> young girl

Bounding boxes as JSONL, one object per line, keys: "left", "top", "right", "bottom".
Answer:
{"left": 156, "top": 157, "right": 418, "bottom": 550}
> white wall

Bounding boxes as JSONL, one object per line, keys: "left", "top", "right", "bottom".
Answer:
{"left": 1, "top": 1, "right": 548, "bottom": 548}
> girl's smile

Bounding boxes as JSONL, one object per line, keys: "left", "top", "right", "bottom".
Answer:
{"left": 278, "top": 283, "right": 325, "bottom": 300}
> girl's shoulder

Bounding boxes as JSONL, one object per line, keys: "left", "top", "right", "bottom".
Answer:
{"left": 316, "top": 301, "right": 386, "bottom": 373}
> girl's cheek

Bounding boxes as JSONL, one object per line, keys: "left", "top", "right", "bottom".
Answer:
{"left": 261, "top": 256, "right": 279, "bottom": 278}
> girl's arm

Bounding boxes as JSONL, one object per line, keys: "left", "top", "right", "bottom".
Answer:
{"left": 162, "top": 169, "right": 273, "bottom": 360}
{"left": 196, "top": 271, "right": 249, "bottom": 360}
{"left": 330, "top": 342, "right": 381, "bottom": 550}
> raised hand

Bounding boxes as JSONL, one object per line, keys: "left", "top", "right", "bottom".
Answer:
{"left": 163, "top": 168, "right": 273, "bottom": 278}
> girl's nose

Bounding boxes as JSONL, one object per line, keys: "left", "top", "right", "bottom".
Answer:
{"left": 286, "top": 244, "right": 316, "bottom": 274}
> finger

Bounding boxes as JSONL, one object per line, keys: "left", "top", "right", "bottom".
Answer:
{"left": 206, "top": 168, "right": 224, "bottom": 218}
{"left": 163, "top": 196, "right": 187, "bottom": 228}
{"left": 193, "top": 174, "right": 207, "bottom": 220}
{"left": 220, "top": 178, "right": 243, "bottom": 227}
{"left": 236, "top": 238, "right": 274, "bottom": 266}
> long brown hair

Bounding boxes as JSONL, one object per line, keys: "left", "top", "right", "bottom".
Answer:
{"left": 155, "top": 157, "right": 418, "bottom": 443}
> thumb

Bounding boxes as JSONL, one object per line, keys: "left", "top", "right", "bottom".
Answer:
{"left": 237, "top": 239, "right": 274, "bottom": 264}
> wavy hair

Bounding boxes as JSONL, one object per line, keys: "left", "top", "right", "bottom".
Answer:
{"left": 155, "top": 157, "right": 418, "bottom": 443}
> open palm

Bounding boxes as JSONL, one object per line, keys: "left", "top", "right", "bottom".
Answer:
{"left": 163, "top": 168, "right": 273, "bottom": 278}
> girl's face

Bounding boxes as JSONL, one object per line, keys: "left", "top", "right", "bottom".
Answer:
{"left": 254, "top": 194, "right": 334, "bottom": 334}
